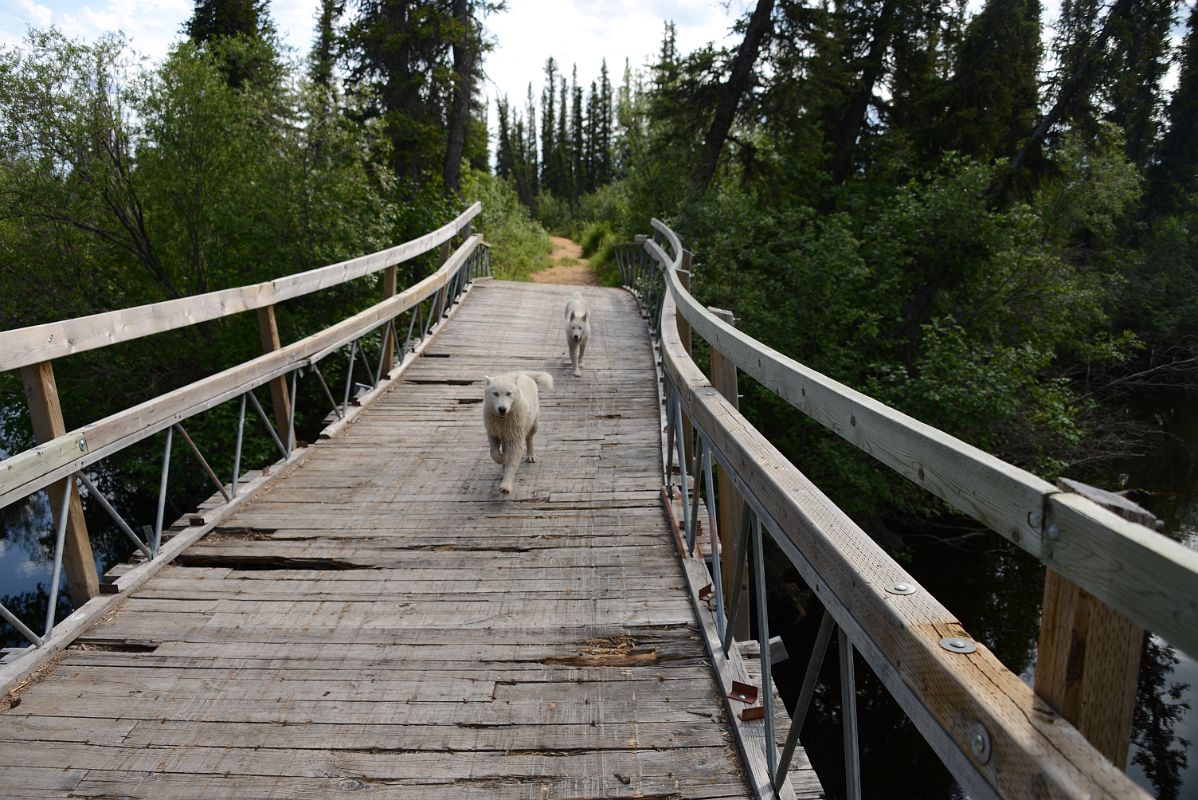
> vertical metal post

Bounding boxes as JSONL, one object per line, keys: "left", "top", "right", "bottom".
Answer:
{"left": 663, "top": 380, "right": 676, "bottom": 492}
{"left": 231, "top": 394, "right": 247, "bottom": 499}
{"left": 686, "top": 439, "right": 705, "bottom": 555}
{"left": 751, "top": 514, "right": 777, "bottom": 781}
{"left": 840, "top": 628, "right": 862, "bottom": 800}
{"left": 703, "top": 446, "right": 726, "bottom": 641}
{"left": 721, "top": 512, "right": 752, "bottom": 656}
{"left": 672, "top": 397, "right": 692, "bottom": 544}
{"left": 42, "top": 476, "right": 74, "bottom": 638}
{"left": 152, "top": 426, "right": 173, "bottom": 557}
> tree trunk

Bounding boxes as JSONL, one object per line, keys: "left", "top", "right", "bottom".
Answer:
{"left": 1008, "top": 0, "right": 1134, "bottom": 175}
{"left": 692, "top": 0, "right": 776, "bottom": 194}
{"left": 443, "top": 0, "right": 474, "bottom": 197}
{"left": 830, "top": 0, "right": 898, "bottom": 186}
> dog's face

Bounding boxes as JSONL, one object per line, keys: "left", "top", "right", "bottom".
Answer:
{"left": 567, "top": 311, "right": 588, "bottom": 344}
{"left": 483, "top": 375, "right": 520, "bottom": 418}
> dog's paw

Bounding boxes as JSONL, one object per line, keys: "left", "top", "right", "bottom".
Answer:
{"left": 526, "top": 454, "right": 537, "bottom": 463}
{"left": 572, "top": 370, "right": 582, "bottom": 377}
{"left": 499, "top": 483, "right": 512, "bottom": 495}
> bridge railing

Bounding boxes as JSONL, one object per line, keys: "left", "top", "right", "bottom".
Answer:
{"left": 622, "top": 220, "right": 1196, "bottom": 799}
{"left": 0, "top": 205, "right": 488, "bottom": 671}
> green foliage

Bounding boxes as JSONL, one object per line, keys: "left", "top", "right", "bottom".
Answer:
{"left": 531, "top": 190, "right": 573, "bottom": 235}
{"left": 579, "top": 221, "right": 612, "bottom": 257}
{"left": 0, "top": 29, "right": 406, "bottom": 501}
{"left": 461, "top": 169, "right": 550, "bottom": 281}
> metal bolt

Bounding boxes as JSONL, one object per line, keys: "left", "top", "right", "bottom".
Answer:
{"left": 939, "top": 637, "right": 977, "bottom": 654}
{"left": 886, "top": 582, "right": 916, "bottom": 595}
{"left": 970, "top": 722, "right": 992, "bottom": 764}
{"left": 1027, "top": 511, "right": 1041, "bottom": 530}
{"left": 77, "top": 437, "right": 87, "bottom": 452}
{"left": 1046, "top": 523, "right": 1059, "bottom": 540}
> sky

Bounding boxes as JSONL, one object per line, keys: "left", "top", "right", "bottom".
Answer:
{"left": 0, "top": 0, "right": 748, "bottom": 118}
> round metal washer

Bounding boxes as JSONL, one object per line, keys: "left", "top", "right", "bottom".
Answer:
{"left": 885, "top": 582, "right": 917, "bottom": 595}
{"left": 939, "top": 637, "right": 977, "bottom": 654}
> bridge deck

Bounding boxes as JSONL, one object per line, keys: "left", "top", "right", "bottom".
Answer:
{"left": 0, "top": 281, "right": 763, "bottom": 798}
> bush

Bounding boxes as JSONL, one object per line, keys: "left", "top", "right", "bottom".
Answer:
{"left": 579, "top": 221, "right": 614, "bottom": 257}
{"left": 461, "top": 170, "right": 551, "bottom": 281}
{"left": 532, "top": 191, "right": 572, "bottom": 236}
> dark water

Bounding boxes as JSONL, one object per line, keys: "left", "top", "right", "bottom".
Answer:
{"left": 767, "top": 390, "right": 1198, "bottom": 800}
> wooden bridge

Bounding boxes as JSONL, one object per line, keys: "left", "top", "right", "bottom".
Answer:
{"left": 0, "top": 206, "right": 1195, "bottom": 799}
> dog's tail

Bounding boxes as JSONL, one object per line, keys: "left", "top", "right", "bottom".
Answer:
{"left": 527, "top": 371, "right": 554, "bottom": 391}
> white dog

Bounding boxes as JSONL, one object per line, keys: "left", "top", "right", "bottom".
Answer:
{"left": 483, "top": 371, "right": 553, "bottom": 495}
{"left": 565, "top": 292, "right": 591, "bottom": 377}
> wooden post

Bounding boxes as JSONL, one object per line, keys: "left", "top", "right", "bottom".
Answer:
{"left": 1036, "top": 570, "right": 1141, "bottom": 768}
{"left": 380, "top": 265, "right": 398, "bottom": 372}
{"left": 678, "top": 253, "right": 695, "bottom": 469}
{"left": 20, "top": 362, "right": 99, "bottom": 606}
{"left": 708, "top": 307, "right": 749, "bottom": 642}
{"left": 1035, "top": 481, "right": 1151, "bottom": 770}
{"left": 256, "top": 305, "right": 293, "bottom": 445}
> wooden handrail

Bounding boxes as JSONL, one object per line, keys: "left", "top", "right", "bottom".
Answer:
{"left": 647, "top": 220, "right": 1198, "bottom": 663}
{"left": 649, "top": 235, "right": 1150, "bottom": 800}
{"left": 0, "top": 235, "right": 483, "bottom": 510}
{"left": 0, "top": 203, "right": 481, "bottom": 372}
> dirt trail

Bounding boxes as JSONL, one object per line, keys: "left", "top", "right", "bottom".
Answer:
{"left": 530, "top": 236, "right": 597, "bottom": 285}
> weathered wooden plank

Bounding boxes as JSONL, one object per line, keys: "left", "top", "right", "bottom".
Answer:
{"left": 67, "top": 772, "right": 749, "bottom": 799}
{"left": 0, "top": 204, "right": 479, "bottom": 372}
{"left": 0, "top": 279, "right": 755, "bottom": 800}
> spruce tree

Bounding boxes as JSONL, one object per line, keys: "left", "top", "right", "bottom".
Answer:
{"left": 939, "top": 0, "right": 1041, "bottom": 162}
{"left": 309, "top": 0, "right": 342, "bottom": 91}
{"left": 186, "top": 0, "right": 278, "bottom": 88}
{"left": 1149, "top": 2, "right": 1198, "bottom": 215}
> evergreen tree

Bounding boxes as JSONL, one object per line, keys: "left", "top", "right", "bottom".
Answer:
{"left": 541, "top": 57, "right": 558, "bottom": 189}
{"left": 185, "top": 0, "right": 278, "bottom": 88}
{"left": 937, "top": 0, "right": 1041, "bottom": 163}
{"left": 309, "top": 0, "right": 342, "bottom": 90}
{"left": 1104, "top": 0, "right": 1176, "bottom": 169}
{"left": 596, "top": 59, "right": 613, "bottom": 184}
{"left": 343, "top": 0, "right": 454, "bottom": 184}
{"left": 1148, "top": 2, "right": 1198, "bottom": 214}
{"left": 187, "top": 0, "right": 272, "bottom": 44}
{"left": 495, "top": 95, "right": 513, "bottom": 179}
{"left": 570, "top": 65, "right": 584, "bottom": 204}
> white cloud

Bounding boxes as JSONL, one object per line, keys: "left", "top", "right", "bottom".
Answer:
{"left": 2, "top": 0, "right": 314, "bottom": 63}
{"left": 481, "top": 0, "right": 742, "bottom": 120}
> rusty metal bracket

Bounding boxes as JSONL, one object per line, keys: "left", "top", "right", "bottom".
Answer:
{"left": 729, "top": 681, "right": 758, "bottom": 704}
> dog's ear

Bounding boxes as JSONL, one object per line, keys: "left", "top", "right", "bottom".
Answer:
{"left": 483, "top": 374, "right": 493, "bottom": 385}
{"left": 569, "top": 311, "right": 576, "bottom": 321}
{"left": 579, "top": 311, "right": 587, "bottom": 321}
